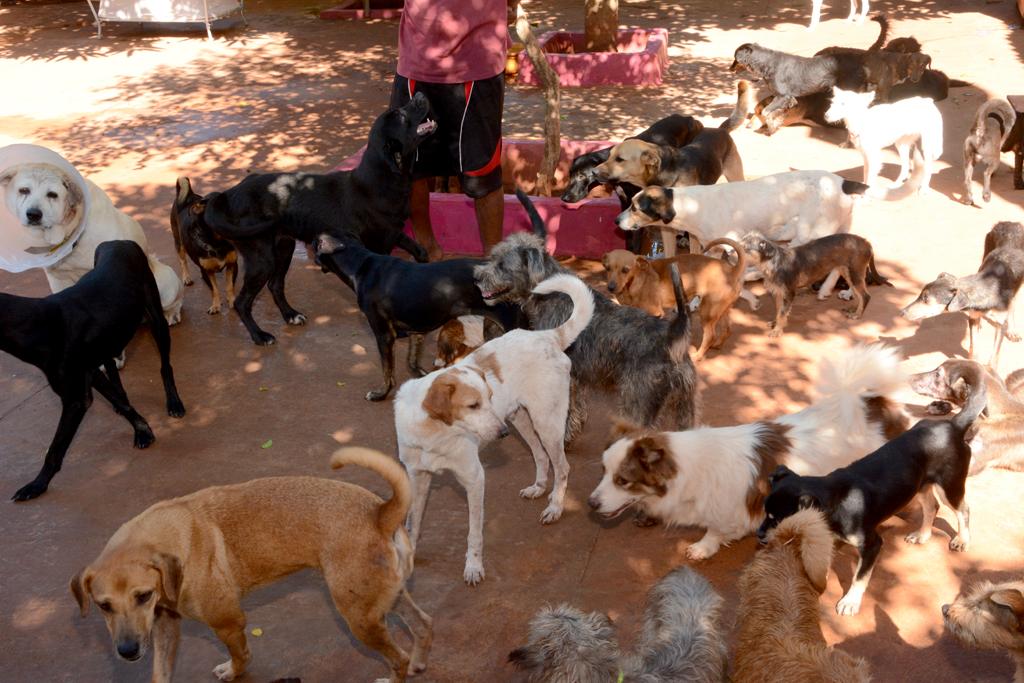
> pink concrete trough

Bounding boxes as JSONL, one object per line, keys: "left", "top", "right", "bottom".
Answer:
{"left": 517, "top": 28, "right": 669, "bottom": 87}
{"left": 319, "top": 0, "right": 402, "bottom": 20}
{"left": 335, "top": 139, "right": 626, "bottom": 258}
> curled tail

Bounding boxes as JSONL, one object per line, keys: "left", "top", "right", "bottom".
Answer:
{"left": 867, "top": 14, "right": 889, "bottom": 51}
{"left": 949, "top": 366, "right": 989, "bottom": 434}
{"left": 330, "top": 447, "right": 411, "bottom": 537}
{"left": 667, "top": 262, "right": 691, "bottom": 364}
{"left": 515, "top": 188, "right": 547, "bottom": 238}
{"left": 975, "top": 99, "right": 1016, "bottom": 146}
{"left": 702, "top": 237, "right": 747, "bottom": 293}
{"left": 815, "top": 344, "right": 907, "bottom": 416}
{"left": 531, "top": 274, "right": 595, "bottom": 349}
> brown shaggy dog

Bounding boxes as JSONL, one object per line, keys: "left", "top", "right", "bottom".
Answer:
{"left": 943, "top": 579, "right": 1024, "bottom": 683}
{"left": 734, "top": 508, "right": 871, "bottom": 683}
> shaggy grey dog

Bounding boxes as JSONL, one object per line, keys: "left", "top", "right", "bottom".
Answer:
{"left": 509, "top": 567, "right": 728, "bottom": 682}
{"left": 474, "top": 192, "right": 699, "bottom": 441}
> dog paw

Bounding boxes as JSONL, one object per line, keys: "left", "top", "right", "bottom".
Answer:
{"left": 844, "top": 308, "right": 862, "bottom": 319}
{"left": 767, "top": 327, "right": 783, "bottom": 339}
{"left": 365, "top": 388, "right": 391, "bottom": 402}
{"left": 183, "top": 275, "right": 194, "bottom": 286}
{"left": 286, "top": 313, "right": 307, "bottom": 326}
{"left": 133, "top": 426, "right": 156, "bottom": 449}
{"left": 926, "top": 400, "right": 953, "bottom": 416}
{"left": 1006, "top": 330, "right": 1022, "bottom": 343}
{"left": 904, "top": 531, "right": 931, "bottom": 545}
{"left": 253, "top": 332, "right": 277, "bottom": 346}
{"left": 463, "top": 561, "right": 485, "bottom": 586}
{"left": 409, "top": 365, "right": 428, "bottom": 378}
{"left": 167, "top": 399, "right": 186, "bottom": 418}
{"left": 949, "top": 536, "right": 969, "bottom": 552}
{"left": 685, "top": 542, "right": 718, "bottom": 561}
{"left": 838, "top": 289, "right": 855, "bottom": 301}
{"left": 519, "top": 484, "right": 546, "bottom": 499}
{"left": 207, "top": 305, "right": 221, "bottom": 315}
{"left": 982, "top": 191, "right": 991, "bottom": 203}
{"left": 212, "top": 661, "right": 236, "bottom": 681}
{"left": 836, "top": 595, "right": 862, "bottom": 616}
{"left": 11, "top": 480, "right": 47, "bottom": 502}
{"left": 114, "top": 352, "right": 127, "bottom": 370}
{"left": 167, "top": 312, "right": 182, "bottom": 326}
{"left": 539, "top": 504, "right": 563, "bottom": 525}
{"left": 960, "top": 195, "right": 974, "bottom": 206}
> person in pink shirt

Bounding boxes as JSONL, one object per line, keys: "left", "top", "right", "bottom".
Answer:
{"left": 390, "top": 0, "right": 513, "bottom": 260}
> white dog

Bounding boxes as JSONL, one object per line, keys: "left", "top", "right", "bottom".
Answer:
{"left": 1, "top": 163, "right": 183, "bottom": 325}
{"left": 825, "top": 88, "right": 943, "bottom": 194}
{"left": 616, "top": 166, "right": 921, "bottom": 259}
{"left": 809, "top": 0, "right": 868, "bottom": 30}
{"left": 588, "top": 345, "right": 908, "bottom": 560}
{"left": 394, "top": 274, "right": 594, "bottom": 585}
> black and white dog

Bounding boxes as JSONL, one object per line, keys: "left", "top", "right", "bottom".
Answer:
{"left": 758, "top": 372, "right": 985, "bottom": 616}
{"left": 203, "top": 93, "right": 437, "bottom": 345}
{"left": 0, "top": 240, "right": 185, "bottom": 501}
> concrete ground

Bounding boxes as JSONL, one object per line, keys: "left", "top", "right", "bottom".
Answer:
{"left": 1, "top": 0, "right": 1023, "bottom": 681}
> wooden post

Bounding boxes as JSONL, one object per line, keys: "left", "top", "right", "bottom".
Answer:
{"left": 515, "top": 2, "right": 560, "bottom": 197}
{"left": 584, "top": 0, "right": 619, "bottom": 53}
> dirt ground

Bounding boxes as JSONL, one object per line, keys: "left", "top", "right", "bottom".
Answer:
{"left": 1, "top": 0, "right": 1024, "bottom": 681}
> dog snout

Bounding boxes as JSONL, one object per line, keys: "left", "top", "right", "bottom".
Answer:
{"left": 941, "top": 604, "right": 950, "bottom": 617}
{"left": 756, "top": 527, "right": 769, "bottom": 544}
{"left": 587, "top": 494, "right": 600, "bottom": 510}
{"left": 116, "top": 639, "right": 141, "bottom": 661}
{"left": 498, "top": 423, "right": 510, "bottom": 439}
{"left": 607, "top": 280, "right": 617, "bottom": 293}
{"left": 25, "top": 207, "right": 43, "bottom": 224}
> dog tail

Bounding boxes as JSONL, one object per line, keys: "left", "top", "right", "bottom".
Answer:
{"left": 531, "top": 274, "right": 595, "bottom": 350}
{"left": 515, "top": 187, "right": 547, "bottom": 238}
{"left": 722, "top": 81, "right": 754, "bottom": 132}
{"left": 667, "top": 262, "right": 692, "bottom": 364}
{"left": 815, "top": 344, "right": 907, "bottom": 423}
{"left": 948, "top": 78, "right": 971, "bottom": 88}
{"left": 203, "top": 191, "right": 277, "bottom": 239}
{"left": 863, "top": 146, "right": 926, "bottom": 201}
{"left": 950, "top": 365, "right": 988, "bottom": 434}
{"left": 330, "top": 447, "right": 411, "bottom": 537}
{"left": 868, "top": 14, "right": 889, "bottom": 52}
{"left": 767, "top": 508, "right": 834, "bottom": 594}
{"left": 975, "top": 98, "right": 1017, "bottom": 145}
{"left": 866, "top": 249, "right": 892, "bottom": 287}
{"left": 702, "top": 237, "right": 747, "bottom": 293}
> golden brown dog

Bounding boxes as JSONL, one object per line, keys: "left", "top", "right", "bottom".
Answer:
{"left": 734, "top": 508, "right": 871, "bottom": 683}
{"left": 943, "top": 579, "right": 1024, "bottom": 683}
{"left": 601, "top": 238, "right": 748, "bottom": 360}
{"left": 69, "top": 447, "right": 432, "bottom": 683}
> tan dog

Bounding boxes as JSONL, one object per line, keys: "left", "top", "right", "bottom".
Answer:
{"left": 734, "top": 508, "right": 871, "bottom": 683}
{"left": 601, "top": 238, "right": 748, "bottom": 360}
{"left": 943, "top": 579, "right": 1024, "bottom": 683}
{"left": 434, "top": 315, "right": 505, "bottom": 368}
{"left": 69, "top": 447, "right": 432, "bottom": 683}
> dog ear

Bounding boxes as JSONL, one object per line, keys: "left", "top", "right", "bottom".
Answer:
{"left": 989, "top": 589, "right": 1024, "bottom": 632}
{"left": 799, "top": 532, "right": 831, "bottom": 595}
{"left": 607, "top": 417, "right": 644, "bottom": 444}
{"left": 423, "top": 375, "right": 457, "bottom": 425}
{"left": 640, "top": 150, "right": 661, "bottom": 184}
{"left": 508, "top": 646, "right": 540, "bottom": 669}
{"left": 70, "top": 568, "right": 93, "bottom": 617}
{"left": 189, "top": 200, "right": 206, "bottom": 216}
{"left": 798, "top": 493, "right": 818, "bottom": 510}
{"left": 524, "top": 248, "right": 547, "bottom": 283}
{"left": 175, "top": 177, "right": 192, "bottom": 205}
{"left": 60, "top": 172, "right": 85, "bottom": 226}
{"left": 382, "top": 138, "right": 404, "bottom": 172}
{"left": 151, "top": 553, "right": 182, "bottom": 608}
{"left": 767, "top": 464, "right": 793, "bottom": 487}
{"left": 947, "top": 288, "right": 970, "bottom": 313}
{"left": 315, "top": 233, "right": 345, "bottom": 256}
{"left": 0, "top": 168, "right": 14, "bottom": 187}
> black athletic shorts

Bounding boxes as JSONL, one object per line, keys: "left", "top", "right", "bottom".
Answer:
{"left": 390, "top": 73, "right": 504, "bottom": 199}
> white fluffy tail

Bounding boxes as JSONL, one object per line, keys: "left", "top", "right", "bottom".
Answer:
{"left": 531, "top": 274, "right": 595, "bottom": 350}
{"left": 815, "top": 344, "right": 906, "bottom": 422}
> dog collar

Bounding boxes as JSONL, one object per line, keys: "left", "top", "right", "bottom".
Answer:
{"left": 23, "top": 230, "right": 79, "bottom": 256}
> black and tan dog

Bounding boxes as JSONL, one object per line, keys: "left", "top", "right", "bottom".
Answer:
{"left": 741, "top": 232, "right": 889, "bottom": 337}
{"left": 963, "top": 98, "right": 1018, "bottom": 206}
{"left": 901, "top": 221, "right": 1024, "bottom": 367}
{"left": 203, "top": 93, "right": 437, "bottom": 345}
{"left": 314, "top": 233, "right": 521, "bottom": 401}
{"left": 0, "top": 240, "right": 185, "bottom": 501}
{"left": 170, "top": 177, "right": 238, "bottom": 315}
{"left": 758, "top": 373, "right": 985, "bottom": 616}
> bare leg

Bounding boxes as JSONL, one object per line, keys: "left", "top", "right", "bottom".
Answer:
{"left": 935, "top": 485, "right": 971, "bottom": 551}
{"left": 210, "top": 614, "right": 250, "bottom": 681}
{"left": 509, "top": 410, "right": 551, "bottom": 500}
{"left": 904, "top": 486, "right": 939, "bottom": 544}
{"left": 406, "top": 468, "right": 433, "bottom": 549}
{"left": 474, "top": 188, "right": 504, "bottom": 256}
{"left": 411, "top": 178, "right": 443, "bottom": 261}
{"left": 150, "top": 610, "right": 181, "bottom": 683}
{"left": 393, "top": 589, "right": 433, "bottom": 675}
{"left": 837, "top": 534, "right": 882, "bottom": 615}
{"left": 454, "top": 459, "right": 486, "bottom": 585}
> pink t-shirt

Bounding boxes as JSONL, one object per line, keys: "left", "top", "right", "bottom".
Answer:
{"left": 397, "top": 0, "right": 508, "bottom": 84}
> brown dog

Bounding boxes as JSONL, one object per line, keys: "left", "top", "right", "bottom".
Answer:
{"left": 602, "top": 238, "right": 748, "bottom": 360}
{"left": 742, "top": 232, "right": 889, "bottom": 338}
{"left": 69, "top": 447, "right": 432, "bottom": 682}
{"left": 943, "top": 579, "right": 1024, "bottom": 683}
{"left": 433, "top": 315, "right": 505, "bottom": 368}
{"left": 734, "top": 508, "right": 871, "bottom": 683}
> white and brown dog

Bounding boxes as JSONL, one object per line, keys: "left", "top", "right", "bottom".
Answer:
{"left": 394, "top": 274, "right": 594, "bottom": 585}
{"left": 587, "top": 345, "right": 908, "bottom": 560}
{"left": 1, "top": 159, "right": 183, "bottom": 325}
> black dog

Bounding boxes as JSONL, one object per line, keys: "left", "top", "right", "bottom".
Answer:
{"left": 758, "top": 370, "right": 985, "bottom": 616}
{"left": 203, "top": 92, "right": 437, "bottom": 345}
{"left": 314, "top": 234, "right": 521, "bottom": 401}
{"left": 0, "top": 241, "right": 185, "bottom": 501}
{"left": 560, "top": 114, "right": 705, "bottom": 205}
{"left": 170, "top": 177, "right": 238, "bottom": 315}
